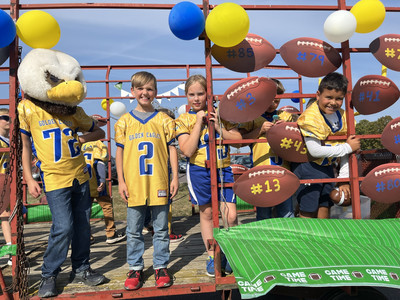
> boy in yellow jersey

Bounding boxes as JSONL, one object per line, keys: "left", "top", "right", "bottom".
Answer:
{"left": 81, "top": 135, "right": 126, "bottom": 244}
{"left": 115, "top": 71, "right": 177, "bottom": 290}
{"left": 239, "top": 79, "right": 297, "bottom": 220}
{"left": 18, "top": 48, "right": 106, "bottom": 298}
{"left": 0, "top": 108, "right": 12, "bottom": 266}
{"left": 293, "top": 72, "right": 360, "bottom": 219}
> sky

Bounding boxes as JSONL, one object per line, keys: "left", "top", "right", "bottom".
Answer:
{"left": 1, "top": 0, "right": 400, "bottom": 155}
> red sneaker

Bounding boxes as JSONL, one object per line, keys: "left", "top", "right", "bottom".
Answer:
{"left": 154, "top": 268, "right": 172, "bottom": 288}
{"left": 169, "top": 233, "right": 184, "bottom": 243}
{"left": 124, "top": 270, "right": 143, "bottom": 290}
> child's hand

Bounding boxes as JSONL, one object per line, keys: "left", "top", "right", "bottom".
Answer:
{"left": 259, "top": 121, "right": 274, "bottom": 136}
{"left": 346, "top": 135, "right": 361, "bottom": 152}
{"left": 208, "top": 111, "right": 221, "bottom": 133}
{"left": 196, "top": 110, "right": 206, "bottom": 124}
{"left": 338, "top": 183, "right": 351, "bottom": 200}
{"left": 118, "top": 181, "right": 129, "bottom": 203}
{"left": 27, "top": 179, "right": 41, "bottom": 198}
{"left": 170, "top": 178, "right": 179, "bottom": 201}
{"left": 97, "top": 182, "right": 105, "bottom": 192}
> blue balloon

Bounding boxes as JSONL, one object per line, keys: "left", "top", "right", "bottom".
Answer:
{"left": 0, "top": 10, "right": 16, "bottom": 48}
{"left": 291, "top": 90, "right": 300, "bottom": 103}
{"left": 169, "top": 2, "right": 205, "bottom": 41}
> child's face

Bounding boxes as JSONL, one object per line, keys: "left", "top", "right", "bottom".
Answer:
{"left": 266, "top": 98, "right": 280, "bottom": 113}
{"left": 187, "top": 82, "right": 207, "bottom": 112}
{"left": 0, "top": 114, "right": 10, "bottom": 130}
{"left": 316, "top": 88, "right": 345, "bottom": 115}
{"left": 131, "top": 81, "right": 157, "bottom": 109}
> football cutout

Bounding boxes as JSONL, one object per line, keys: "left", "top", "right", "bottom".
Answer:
{"left": 360, "top": 163, "right": 400, "bottom": 204}
{"left": 381, "top": 117, "right": 400, "bottom": 155}
{"left": 351, "top": 75, "right": 400, "bottom": 115}
{"left": 211, "top": 33, "right": 276, "bottom": 73}
{"left": 279, "top": 37, "right": 342, "bottom": 78}
{"left": 329, "top": 187, "right": 351, "bottom": 206}
{"left": 278, "top": 105, "right": 300, "bottom": 114}
{"left": 369, "top": 34, "right": 400, "bottom": 72}
{"left": 91, "top": 114, "right": 107, "bottom": 127}
{"left": 0, "top": 174, "right": 11, "bottom": 215}
{"left": 233, "top": 165, "right": 300, "bottom": 207}
{"left": 219, "top": 76, "right": 277, "bottom": 123}
{"left": 231, "top": 164, "right": 249, "bottom": 181}
{"left": 266, "top": 122, "right": 309, "bottom": 163}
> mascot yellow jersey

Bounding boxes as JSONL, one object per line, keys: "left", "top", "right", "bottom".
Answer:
{"left": 114, "top": 110, "right": 175, "bottom": 207}
{"left": 82, "top": 140, "right": 108, "bottom": 198}
{"left": 175, "top": 111, "right": 234, "bottom": 169}
{"left": 18, "top": 99, "right": 94, "bottom": 192}
{"left": 239, "top": 110, "right": 295, "bottom": 169}
{"left": 297, "top": 101, "right": 347, "bottom": 166}
{"left": 0, "top": 136, "right": 9, "bottom": 174}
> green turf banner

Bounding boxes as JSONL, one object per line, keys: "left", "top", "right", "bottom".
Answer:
{"left": 214, "top": 218, "right": 400, "bottom": 299}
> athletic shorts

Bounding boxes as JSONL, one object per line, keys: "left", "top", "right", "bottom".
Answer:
{"left": 187, "top": 164, "right": 236, "bottom": 206}
{"left": 292, "top": 162, "right": 334, "bottom": 213}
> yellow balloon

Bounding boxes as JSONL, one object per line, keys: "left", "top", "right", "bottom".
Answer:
{"left": 101, "top": 98, "right": 114, "bottom": 111}
{"left": 16, "top": 10, "right": 60, "bottom": 49}
{"left": 350, "top": 0, "right": 386, "bottom": 33}
{"left": 205, "top": 2, "right": 249, "bottom": 48}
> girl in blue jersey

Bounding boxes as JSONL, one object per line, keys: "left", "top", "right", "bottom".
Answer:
{"left": 175, "top": 74, "right": 241, "bottom": 277}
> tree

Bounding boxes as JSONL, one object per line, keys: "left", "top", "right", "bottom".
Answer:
{"left": 355, "top": 116, "right": 392, "bottom": 150}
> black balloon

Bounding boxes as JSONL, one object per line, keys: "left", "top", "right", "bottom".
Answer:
{"left": 0, "top": 46, "right": 9, "bottom": 66}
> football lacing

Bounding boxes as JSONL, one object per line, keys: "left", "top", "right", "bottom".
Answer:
{"left": 285, "top": 125, "right": 300, "bottom": 133}
{"left": 245, "top": 36, "right": 262, "bottom": 44}
{"left": 227, "top": 78, "right": 260, "bottom": 100}
{"left": 296, "top": 40, "right": 331, "bottom": 51}
{"left": 248, "top": 168, "right": 285, "bottom": 178}
{"left": 383, "top": 37, "right": 400, "bottom": 43}
{"left": 390, "top": 122, "right": 400, "bottom": 130}
{"left": 359, "top": 79, "right": 390, "bottom": 87}
{"left": 374, "top": 167, "right": 400, "bottom": 177}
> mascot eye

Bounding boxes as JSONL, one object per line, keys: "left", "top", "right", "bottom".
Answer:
{"left": 46, "top": 71, "right": 62, "bottom": 84}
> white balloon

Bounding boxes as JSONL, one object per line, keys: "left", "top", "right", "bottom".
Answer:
{"left": 324, "top": 10, "right": 357, "bottom": 43}
{"left": 178, "top": 104, "right": 187, "bottom": 116}
{"left": 110, "top": 101, "right": 127, "bottom": 117}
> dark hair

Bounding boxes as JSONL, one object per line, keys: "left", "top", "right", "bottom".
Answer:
{"left": 318, "top": 72, "right": 348, "bottom": 94}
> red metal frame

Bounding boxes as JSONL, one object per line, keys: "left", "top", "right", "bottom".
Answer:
{"left": 1, "top": 0, "right": 398, "bottom": 299}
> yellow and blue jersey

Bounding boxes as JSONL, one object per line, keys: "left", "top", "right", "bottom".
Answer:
{"left": 82, "top": 140, "right": 108, "bottom": 198}
{"left": 18, "top": 99, "right": 94, "bottom": 192}
{"left": 0, "top": 136, "right": 9, "bottom": 174}
{"left": 239, "top": 110, "right": 295, "bottom": 169}
{"left": 175, "top": 111, "right": 235, "bottom": 169}
{"left": 114, "top": 110, "right": 175, "bottom": 207}
{"left": 297, "top": 101, "right": 347, "bottom": 166}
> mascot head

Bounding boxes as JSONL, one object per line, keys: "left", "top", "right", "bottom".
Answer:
{"left": 18, "top": 48, "right": 87, "bottom": 115}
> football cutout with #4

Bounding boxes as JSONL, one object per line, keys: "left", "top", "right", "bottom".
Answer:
{"left": 233, "top": 165, "right": 299, "bottom": 207}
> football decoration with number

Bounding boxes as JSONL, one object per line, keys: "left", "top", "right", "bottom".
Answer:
{"left": 211, "top": 33, "right": 276, "bottom": 73}
{"left": 351, "top": 75, "right": 400, "bottom": 115}
{"left": 219, "top": 76, "right": 277, "bottom": 123}
{"left": 360, "top": 163, "right": 400, "bottom": 204}
{"left": 369, "top": 34, "right": 400, "bottom": 72}
{"left": 279, "top": 37, "right": 342, "bottom": 77}
{"left": 381, "top": 117, "right": 400, "bottom": 155}
{"left": 233, "top": 165, "right": 300, "bottom": 207}
{"left": 266, "top": 122, "right": 309, "bottom": 163}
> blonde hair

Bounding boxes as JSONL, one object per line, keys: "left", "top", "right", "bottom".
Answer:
{"left": 0, "top": 108, "right": 9, "bottom": 115}
{"left": 185, "top": 74, "right": 206, "bottom": 95}
{"left": 158, "top": 107, "right": 175, "bottom": 119}
{"left": 131, "top": 71, "right": 157, "bottom": 91}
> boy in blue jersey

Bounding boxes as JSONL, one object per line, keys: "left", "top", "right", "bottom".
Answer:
{"left": 115, "top": 71, "right": 177, "bottom": 290}
{"left": 293, "top": 72, "right": 360, "bottom": 219}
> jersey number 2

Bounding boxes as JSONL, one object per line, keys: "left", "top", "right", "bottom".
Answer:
{"left": 138, "top": 141, "right": 154, "bottom": 175}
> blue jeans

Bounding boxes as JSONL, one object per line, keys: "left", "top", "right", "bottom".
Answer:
{"left": 127, "top": 205, "right": 169, "bottom": 270}
{"left": 256, "top": 196, "right": 294, "bottom": 221}
{"left": 41, "top": 179, "right": 91, "bottom": 278}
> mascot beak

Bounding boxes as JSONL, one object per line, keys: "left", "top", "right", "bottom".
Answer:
{"left": 46, "top": 80, "right": 85, "bottom": 105}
